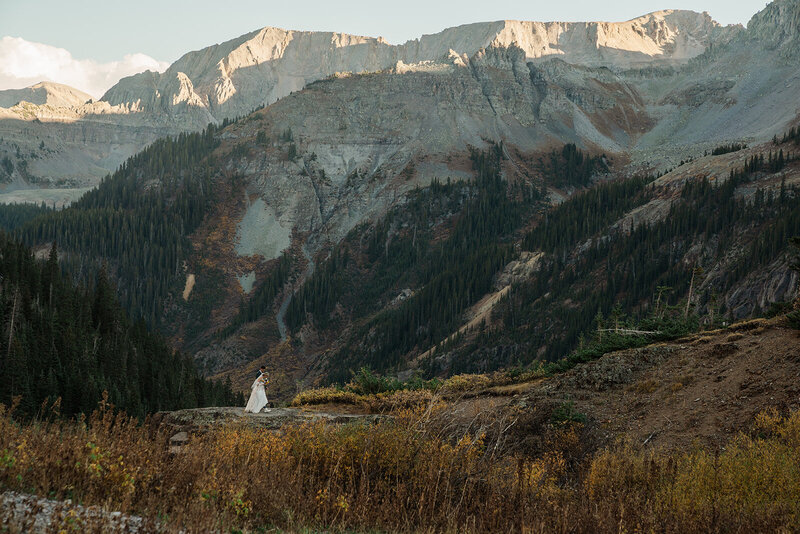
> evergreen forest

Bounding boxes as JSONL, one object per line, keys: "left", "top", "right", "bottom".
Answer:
{"left": 274, "top": 143, "right": 800, "bottom": 381}
{"left": 0, "top": 235, "right": 240, "bottom": 418}
{"left": 9, "top": 126, "right": 222, "bottom": 326}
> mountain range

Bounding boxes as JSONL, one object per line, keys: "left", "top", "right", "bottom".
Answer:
{"left": 1, "top": 2, "right": 797, "bottom": 195}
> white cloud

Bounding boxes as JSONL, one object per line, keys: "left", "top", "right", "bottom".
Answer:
{"left": 0, "top": 36, "right": 169, "bottom": 99}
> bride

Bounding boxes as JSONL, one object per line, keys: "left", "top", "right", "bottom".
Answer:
{"left": 244, "top": 372, "right": 269, "bottom": 413}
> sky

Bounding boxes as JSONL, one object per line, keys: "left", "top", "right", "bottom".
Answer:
{"left": 0, "top": 0, "right": 769, "bottom": 98}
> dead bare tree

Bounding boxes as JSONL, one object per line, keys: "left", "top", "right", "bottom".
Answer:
{"left": 685, "top": 266, "right": 704, "bottom": 318}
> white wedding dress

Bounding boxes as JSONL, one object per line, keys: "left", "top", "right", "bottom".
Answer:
{"left": 244, "top": 376, "right": 268, "bottom": 413}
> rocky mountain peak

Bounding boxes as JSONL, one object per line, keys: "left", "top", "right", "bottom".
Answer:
{"left": 93, "top": 11, "right": 739, "bottom": 128}
{"left": 99, "top": 26, "right": 397, "bottom": 126}
{"left": 0, "top": 82, "right": 92, "bottom": 109}
{"left": 747, "top": 0, "right": 800, "bottom": 54}
{"left": 486, "top": 10, "right": 729, "bottom": 66}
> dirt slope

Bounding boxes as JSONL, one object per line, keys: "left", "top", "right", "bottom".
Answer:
{"left": 169, "top": 319, "right": 800, "bottom": 456}
{"left": 390, "top": 318, "right": 800, "bottom": 454}
{"left": 507, "top": 319, "right": 800, "bottom": 450}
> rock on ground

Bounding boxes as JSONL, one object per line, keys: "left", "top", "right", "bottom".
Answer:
{"left": 0, "top": 491, "right": 154, "bottom": 533}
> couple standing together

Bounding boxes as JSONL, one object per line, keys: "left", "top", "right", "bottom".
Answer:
{"left": 244, "top": 366, "right": 271, "bottom": 413}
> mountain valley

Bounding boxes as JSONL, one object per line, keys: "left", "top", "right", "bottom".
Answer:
{"left": 0, "top": 1, "right": 798, "bottom": 402}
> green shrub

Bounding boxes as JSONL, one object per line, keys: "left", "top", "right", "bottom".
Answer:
{"left": 550, "top": 400, "right": 587, "bottom": 425}
{"left": 346, "top": 367, "right": 402, "bottom": 396}
{"left": 787, "top": 310, "right": 800, "bottom": 330}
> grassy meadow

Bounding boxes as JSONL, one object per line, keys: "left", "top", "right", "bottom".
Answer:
{"left": 1, "top": 394, "right": 799, "bottom": 532}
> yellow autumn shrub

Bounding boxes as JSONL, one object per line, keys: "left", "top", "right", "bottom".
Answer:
{"left": 2, "top": 399, "right": 800, "bottom": 533}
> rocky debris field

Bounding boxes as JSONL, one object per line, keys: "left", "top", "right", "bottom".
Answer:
{"left": 0, "top": 491, "right": 154, "bottom": 533}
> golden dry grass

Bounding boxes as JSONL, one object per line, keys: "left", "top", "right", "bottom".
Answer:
{"left": 291, "top": 370, "right": 547, "bottom": 411}
{"left": 2, "top": 397, "right": 800, "bottom": 533}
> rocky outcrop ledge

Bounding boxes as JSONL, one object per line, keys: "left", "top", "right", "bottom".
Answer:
{"left": 154, "top": 406, "right": 385, "bottom": 432}
{"left": 153, "top": 407, "right": 386, "bottom": 454}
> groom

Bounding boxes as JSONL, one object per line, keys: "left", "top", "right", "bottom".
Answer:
{"left": 257, "top": 366, "right": 270, "bottom": 412}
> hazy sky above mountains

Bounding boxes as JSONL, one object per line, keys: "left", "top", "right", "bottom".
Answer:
{"left": 0, "top": 0, "right": 769, "bottom": 97}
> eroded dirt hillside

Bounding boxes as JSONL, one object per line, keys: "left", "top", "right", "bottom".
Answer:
{"left": 517, "top": 319, "right": 800, "bottom": 450}
{"left": 411, "top": 318, "right": 800, "bottom": 453}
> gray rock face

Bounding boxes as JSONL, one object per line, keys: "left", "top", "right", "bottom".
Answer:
{"left": 219, "top": 47, "right": 658, "bottom": 260}
{"left": 725, "top": 262, "right": 799, "bottom": 319}
{"left": 100, "top": 11, "right": 729, "bottom": 125}
{"left": 747, "top": 0, "right": 800, "bottom": 55}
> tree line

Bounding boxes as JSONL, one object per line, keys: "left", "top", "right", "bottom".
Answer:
{"left": 11, "top": 125, "right": 222, "bottom": 326}
{"left": 540, "top": 143, "right": 608, "bottom": 188}
{"left": 443, "top": 149, "right": 800, "bottom": 374}
{"left": 0, "top": 235, "right": 241, "bottom": 418}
